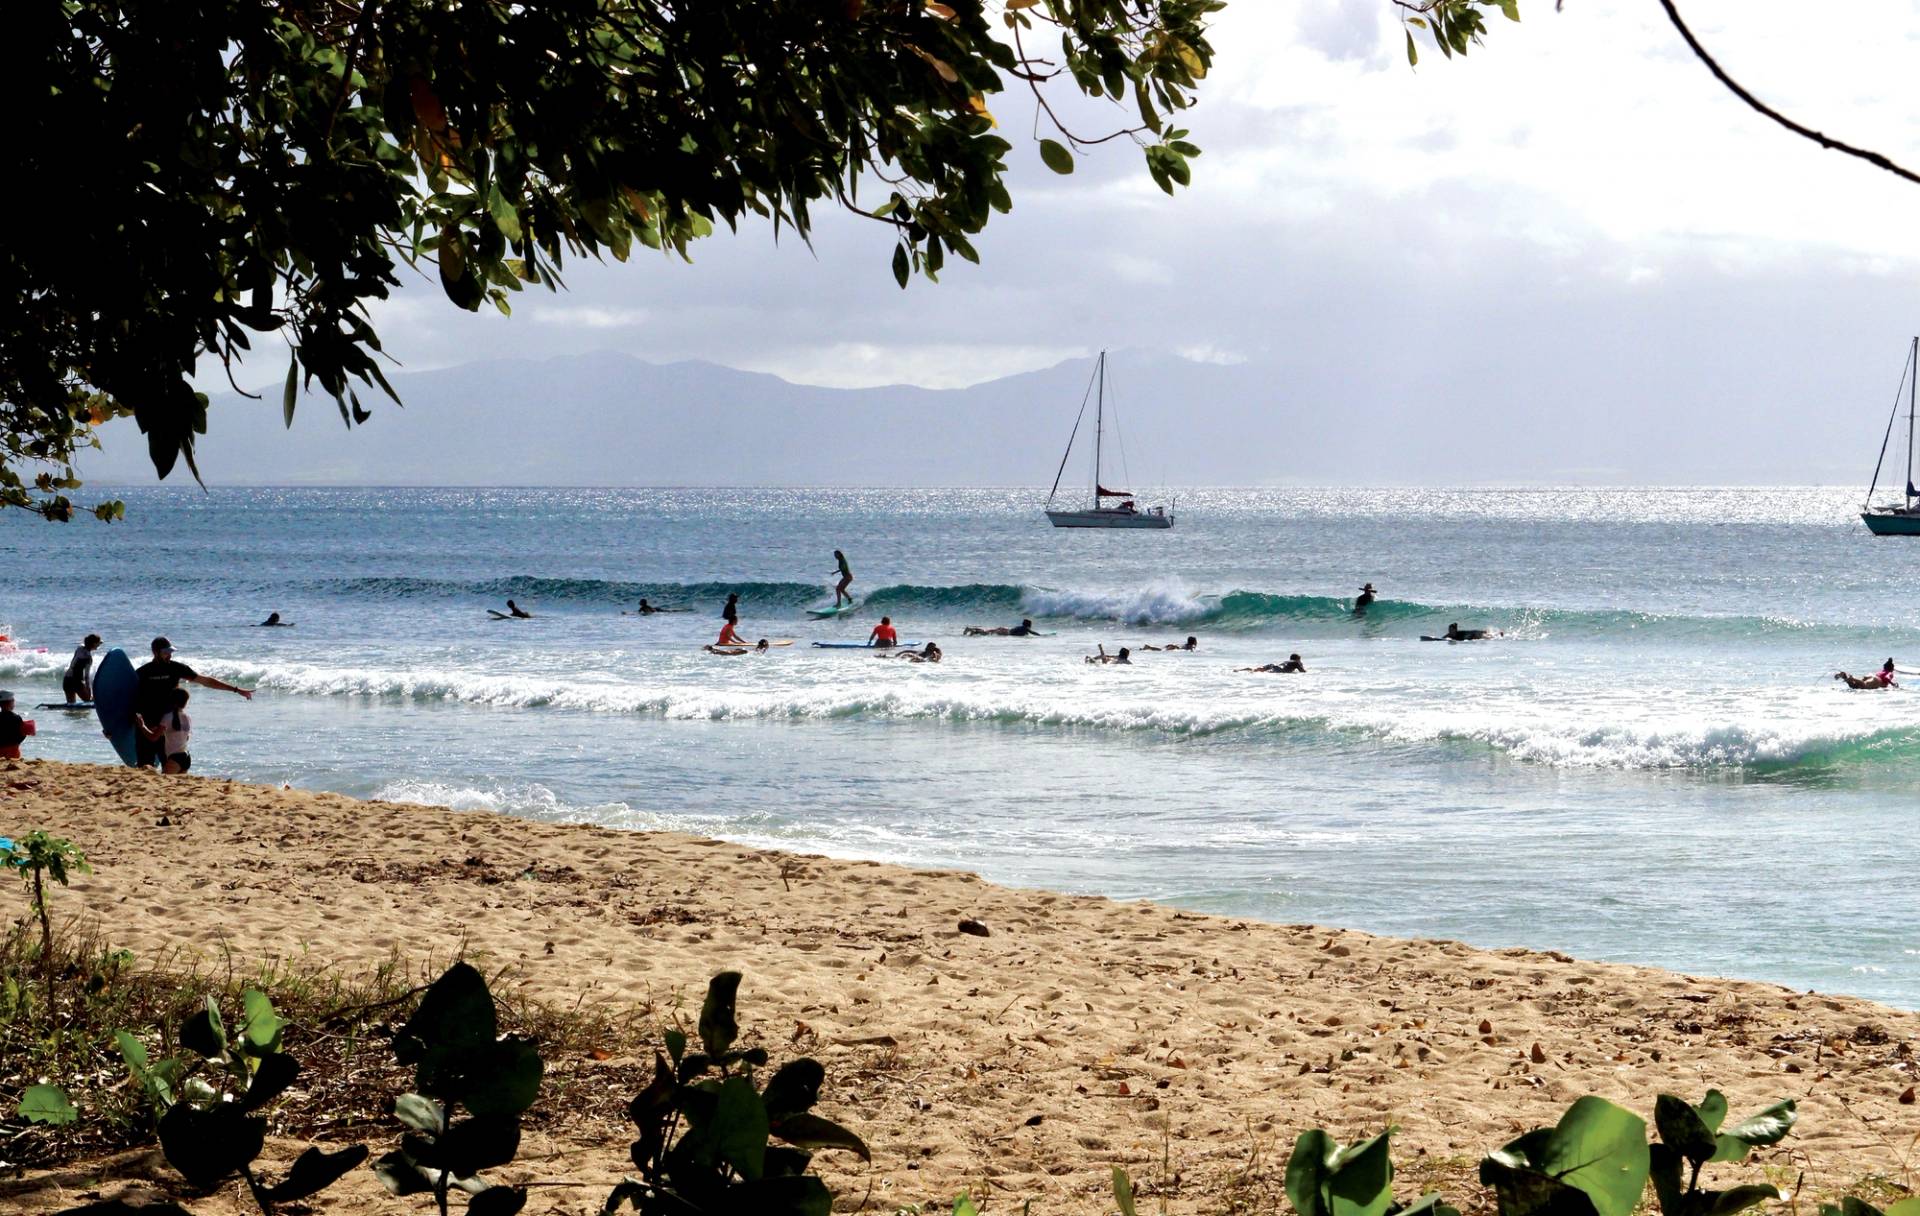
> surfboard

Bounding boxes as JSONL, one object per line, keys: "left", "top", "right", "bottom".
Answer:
{"left": 92, "top": 648, "right": 139, "bottom": 766}
{"left": 36, "top": 703, "right": 94, "bottom": 711}
{"left": 811, "top": 641, "right": 925, "bottom": 650}
{"left": 806, "top": 601, "right": 859, "bottom": 619}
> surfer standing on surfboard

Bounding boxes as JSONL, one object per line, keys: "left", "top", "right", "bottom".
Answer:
{"left": 832, "top": 550, "right": 853, "bottom": 607}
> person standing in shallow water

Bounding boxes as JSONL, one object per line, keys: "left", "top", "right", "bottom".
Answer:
{"left": 133, "top": 637, "right": 252, "bottom": 769}
{"left": 65, "top": 634, "right": 100, "bottom": 704}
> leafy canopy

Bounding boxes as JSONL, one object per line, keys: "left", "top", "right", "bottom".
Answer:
{"left": 5, "top": 0, "right": 1222, "bottom": 519}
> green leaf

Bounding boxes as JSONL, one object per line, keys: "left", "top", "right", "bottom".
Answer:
{"left": 954, "top": 1195, "right": 981, "bottom": 1216}
{"left": 1655, "top": 1094, "right": 1718, "bottom": 1163}
{"left": 265, "top": 1145, "right": 370, "bottom": 1204}
{"left": 1697, "top": 1090, "right": 1729, "bottom": 1135}
{"left": 283, "top": 351, "right": 299, "bottom": 429}
{"left": 1481, "top": 1098, "right": 1648, "bottom": 1216}
{"left": 663, "top": 1028, "right": 687, "bottom": 1064}
{"left": 1114, "top": 1165, "right": 1138, "bottom": 1216}
{"left": 469, "top": 1185, "right": 528, "bottom": 1216}
{"left": 180, "top": 1002, "right": 227, "bottom": 1059}
{"left": 461, "top": 1037, "right": 544, "bottom": 1117}
{"left": 240, "top": 988, "right": 285, "bottom": 1054}
{"left": 699, "top": 972, "right": 742, "bottom": 1059}
{"left": 1287, "top": 1128, "right": 1395, "bottom": 1216}
{"left": 1721, "top": 1100, "right": 1797, "bottom": 1149}
{"left": 158, "top": 1102, "right": 266, "bottom": 1188}
{"left": 1499, "top": 0, "right": 1520, "bottom": 21}
{"left": 241, "top": 1051, "right": 299, "bottom": 1111}
{"left": 891, "top": 244, "right": 909, "bottom": 288}
{"left": 762, "top": 1059, "right": 825, "bottom": 1120}
{"left": 395, "top": 1092, "right": 447, "bottom": 1134}
{"left": 1406, "top": 29, "right": 1418, "bottom": 66}
{"left": 1704, "top": 1185, "right": 1782, "bottom": 1216}
{"left": 1884, "top": 1202, "right": 1920, "bottom": 1216}
{"left": 18, "top": 1084, "right": 77, "bottom": 1125}
{"left": 770, "top": 1112, "right": 871, "bottom": 1161}
{"left": 1038, "top": 138, "right": 1075, "bottom": 174}
{"left": 372, "top": 1148, "right": 435, "bottom": 1197}
{"left": 714, "top": 1074, "right": 770, "bottom": 1181}
{"left": 436, "top": 1112, "right": 522, "bottom": 1178}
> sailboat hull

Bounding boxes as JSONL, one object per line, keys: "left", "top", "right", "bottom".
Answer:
{"left": 1046, "top": 508, "right": 1173, "bottom": 530}
{"left": 1862, "top": 510, "right": 1920, "bottom": 536}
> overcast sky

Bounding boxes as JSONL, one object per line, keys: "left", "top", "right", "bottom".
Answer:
{"left": 210, "top": 2, "right": 1920, "bottom": 483}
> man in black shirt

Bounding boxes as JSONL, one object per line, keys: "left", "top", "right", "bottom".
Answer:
{"left": 133, "top": 637, "right": 253, "bottom": 768}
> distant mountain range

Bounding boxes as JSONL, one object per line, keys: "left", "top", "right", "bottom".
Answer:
{"left": 72, "top": 347, "right": 1866, "bottom": 486}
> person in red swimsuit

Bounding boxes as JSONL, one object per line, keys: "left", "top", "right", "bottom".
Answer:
{"left": 868, "top": 617, "right": 898, "bottom": 648}
{"left": 1835, "top": 658, "right": 1898, "bottom": 689}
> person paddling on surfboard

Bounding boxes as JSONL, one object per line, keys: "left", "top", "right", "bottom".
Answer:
{"left": 65, "top": 634, "right": 100, "bottom": 704}
{"left": 1240, "top": 654, "right": 1306, "bottom": 674}
{"left": 257, "top": 612, "right": 292, "bottom": 627}
{"left": 132, "top": 637, "right": 252, "bottom": 769}
{"left": 965, "top": 619, "right": 1040, "bottom": 637}
{"left": 1835, "top": 659, "right": 1898, "bottom": 690}
{"left": 832, "top": 550, "right": 853, "bottom": 607}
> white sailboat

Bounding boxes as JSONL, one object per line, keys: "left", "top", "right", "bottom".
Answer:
{"left": 1861, "top": 336, "right": 1920, "bottom": 536}
{"left": 1043, "top": 351, "right": 1173, "bottom": 530}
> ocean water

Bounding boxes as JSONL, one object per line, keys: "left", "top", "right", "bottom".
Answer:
{"left": 4, "top": 486, "right": 1919, "bottom": 1004}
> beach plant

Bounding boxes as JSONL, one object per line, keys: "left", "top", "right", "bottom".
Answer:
{"left": 1478, "top": 1097, "right": 1650, "bottom": 1216}
{"left": 6, "top": 831, "right": 91, "bottom": 1033}
{"left": 1650, "top": 1091, "right": 1797, "bottom": 1216}
{"left": 1286, "top": 1127, "right": 1458, "bottom": 1216}
{"left": 1822, "top": 1200, "right": 1920, "bottom": 1216}
{"left": 603, "top": 970, "right": 870, "bottom": 1215}
{"left": 16, "top": 1080, "right": 78, "bottom": 1125}
{"left": 121, "top": 988, "right": 368, "bottom": 1213}
{"left": 373, "top": 961, "right": 542, "bottom": 1216}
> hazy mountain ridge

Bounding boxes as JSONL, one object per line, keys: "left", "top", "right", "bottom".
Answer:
{"left": 73, "top": 348, "right": 1868, "bottom": 487}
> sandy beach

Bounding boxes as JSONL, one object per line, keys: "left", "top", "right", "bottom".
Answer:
{"left": 5, "top": 757, "right": 1919, "bottom": 1214}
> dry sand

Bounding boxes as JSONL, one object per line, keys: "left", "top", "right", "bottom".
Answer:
{"left": 5, "top": 758, "right": 1920, "bottom": 1214}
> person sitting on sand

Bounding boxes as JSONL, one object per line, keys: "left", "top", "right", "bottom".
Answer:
{"left": 134, "top": 686, "right": 193, "bottom": 774}
{"left": 1443, "top": 622, "right": 1496, "bottom": 641}
{"left": 887, "top": 642, "right": 942, "bottom": 663}
{"left": 716, "top": 619, "right": 747, "bottom": 647}
{"left": 1086, "top": 645, "right": 1131, "bottom": 665}
{"left": 257, "top": 612, "right": 292, "bottom": 627}
{"left": 868, "top": 616, "right": 899, "bottom": 648}
{"left": 965, "top": 618, "right": 1040, "bottom": 637}
{"left": 1143, "top": 636, "right": 1199, "bottom": 652}
{"left": 1835, "top": 659, "right": 1898, "bottom": 690}
{"left": 0, "top": 690, "right": 26, "bottom": 759}
{"left": 1354, "top": 584, "right": 1376, "bottom": 615}
{"left": 1240, "top": 654, "right": 1306, "bottom": 674}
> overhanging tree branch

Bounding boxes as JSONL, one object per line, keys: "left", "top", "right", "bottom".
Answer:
{"left": 1657, "top": 0, "right": 1920, "bottom": 188}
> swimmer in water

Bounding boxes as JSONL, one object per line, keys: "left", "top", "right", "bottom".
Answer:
{"left": 1143, "top": 636, "right": 1198, "bottom": 652}
{"left": 1086, "top": 645, "right": 1132, "bottom": 665}
{"left": 1442, "top": 622, "right": 1495, "bottom": 641}
{"left": 257, "top": 611, "right": 292, "bottom": 627}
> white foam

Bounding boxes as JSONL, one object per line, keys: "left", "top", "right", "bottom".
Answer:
{"left": 1019, "top": 579, "right": 1212, "bottom": 625}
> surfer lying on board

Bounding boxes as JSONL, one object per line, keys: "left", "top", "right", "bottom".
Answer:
{"left": 1240, "top": 654, "right": 1306, "bottom": 674}
{"left": 625, "top": 598, "right": 690, "bottom": 615}
{"left": 257, "top": 612, "right": 292, "bottom": 627}
{"left": 1142, "top": 636, "right": 1198, "bottom": 652}
{"left": 964, "top": 619, "right": 1040, "bottom": 636}
{"left": 868, "top": 617, "right": 899, "bottom": 648}
{"left": 1086, "top": 645, "right": 1132, "bottom": 665}
{"left": 884, "top": 642, "right": 942, "bottom": 663}
{"left": 1834, "top": 659, "right": 1898, "bottom": 690}
{"left": 706, "top": 639, "right": 772, "bottom": 656}
{"left": 489, "top": 600, "right": 533, "bottom": 620}
{"left": 1440, "top": 622, "right": 1499, "bottom": 641}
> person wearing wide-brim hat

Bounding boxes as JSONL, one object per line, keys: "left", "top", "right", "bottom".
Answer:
{"left": 1354, "top": 583, "right": 1378, "bottom": 615}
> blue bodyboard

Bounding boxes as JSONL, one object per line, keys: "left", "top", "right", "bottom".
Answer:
{"left": 811, "top": 641, "right": 925, "bottom": 650}
{"left": 92, "top": 648, "right": 139, "bottom": 766}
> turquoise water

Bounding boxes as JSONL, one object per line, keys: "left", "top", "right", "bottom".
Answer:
{"left": 3, "top": 486, "right": 1918, "bottom": 1003}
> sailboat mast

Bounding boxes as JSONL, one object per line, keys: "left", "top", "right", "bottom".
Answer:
{"left": 1093, "top": 351, "right": 1105, "bottom": 507}
{"left": 1908, "top": 335, "right": 1916, "bottom": 506}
